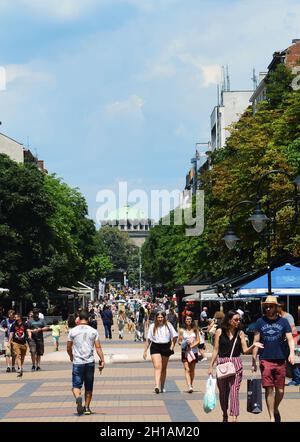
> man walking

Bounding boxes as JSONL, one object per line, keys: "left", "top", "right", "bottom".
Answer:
{"left": 27, "top": 308, "right": 50, "bottom": 371}
{"left": 67, "top": 309, "right": 105, "bottom": 416}
{"left": 9, "top": 313, "right": 29, "bottom": 377}
{"left": 252, "top": 296, "right": 295, "bottom": 422}
{"left": 100, "top": 305, "right": 113, "bottom": 339}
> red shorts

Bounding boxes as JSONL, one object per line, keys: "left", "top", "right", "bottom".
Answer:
{"left": 260, "top": 359, "right": 286, "bottom": 389}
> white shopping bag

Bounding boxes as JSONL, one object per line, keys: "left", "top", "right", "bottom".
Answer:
{"left": 203, "top": 375, "right": 217, "bottom": 413}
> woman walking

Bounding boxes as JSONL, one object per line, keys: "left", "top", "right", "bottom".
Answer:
{"left": 178, "top": 316, "right": 200, "bottom": 393}
{"left": 143, "top": 311, "right": 178, "bottom": 393}
{"left": 117, "top": 310, "right": 126, "bottom": 340}
{"left": 208, "top": 310, "right": 263, "bottom": 422}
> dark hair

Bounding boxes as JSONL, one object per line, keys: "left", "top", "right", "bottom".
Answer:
{"left": 33, "top": 308, "right": 39, "bottom": 315}
{"left": 53, "top": 319, "right": 59, "bottom": 325}
{"left": 67, "top": 314, "right": 76, "bottom": 328}
{"left": 183, "top": 315, "right": 199, "bottom": 335}
{"left": 79, "top": 309, "right": 89, "bottom": 321}
{"left": 221, "top": 310, "right": 241, "bottom": 331}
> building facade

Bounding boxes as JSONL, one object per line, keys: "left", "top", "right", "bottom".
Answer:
{"left": 101, "top": 205, "right": 154, "bottom": 248}
{"left": 251, "top": 39, "right": 300, "bottom": 113}
{"left": 0, "top": 132, "right": 24, "bottom": 163}
{"left": 210, "top": 90, "right": 252, "bottom": 151}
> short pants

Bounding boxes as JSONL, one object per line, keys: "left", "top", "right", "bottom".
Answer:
{"left": 260, "top": 359, "right": 286, "bottom": 389}
{"left": 72, "top": 362, "right": 95, "bottom": 391}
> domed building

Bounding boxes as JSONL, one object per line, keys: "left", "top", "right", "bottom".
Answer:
{"left": 101, "top": 205, "right": 154, "bottom": 247}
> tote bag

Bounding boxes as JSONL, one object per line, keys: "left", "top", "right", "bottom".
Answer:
{"left": 247, "top": 378, "right": 263, "bottom": 414}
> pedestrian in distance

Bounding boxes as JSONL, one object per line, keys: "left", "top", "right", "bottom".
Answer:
{"left": 178, "top": 315, "right": 200, "bottom": 393}
{"left": 9, "top": 312, "right": 29, "bottom": 377}
{"left": 252, "top": 296, "right": 295, "bottom": 422}
{"left": 100, "top": 305, "right": 113, "bottom": 339}
{"left": 67, "top": 309, "right": 105, "bottom": 416}
{"left": 208, "top": 310, "right": 263, "bottom": 422}
{"left": 167, "top": 308, "right": 178, "bottom": 331}
{"left": 117, "top": 310, "right": 126, "bottom": 339}
{"left": 0, "top": 309, "right": 16, "bottom": 372}
{"left": 143, "top": 310, "right": 178, "bottom": 394}
{"left": 27, "top": 308, "right": 51, "bottom": 371}
{"left": 50, "top": 319, "right": 61, "bottom": 351}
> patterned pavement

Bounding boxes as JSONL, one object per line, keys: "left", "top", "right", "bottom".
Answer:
{"left": 0, "top": 321, "right": 299, "bottom": 422}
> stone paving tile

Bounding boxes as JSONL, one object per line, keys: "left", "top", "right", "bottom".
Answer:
{"left": 0, "top": 384, "right": 24, "bottom": 397}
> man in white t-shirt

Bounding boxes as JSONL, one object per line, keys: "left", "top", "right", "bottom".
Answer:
{"left": 67, "top": 310, "right": 105, "bottom": 416}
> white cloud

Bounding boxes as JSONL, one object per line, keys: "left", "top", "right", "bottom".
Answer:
{"left": 1, "top": 0, "right": 100, "bottom": 21}
{"left": 104, "top": 95, "right": 145, "bottom": 120}
{"left": 4, "top": 64, "right": 53, "bottom": 85}
{"left": 201, "top": 65, "right": 222, "bottom": 87}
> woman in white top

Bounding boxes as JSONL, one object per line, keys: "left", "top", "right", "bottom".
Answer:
{"left": 178, "top": 316, "right": 200, "bottom": 393}
{"left": 143, "top": 311, "right": 178, "bottom": 394}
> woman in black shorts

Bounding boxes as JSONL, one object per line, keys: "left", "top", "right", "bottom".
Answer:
{"left": 143, "top": 311, "right": 178, "bottom": 393}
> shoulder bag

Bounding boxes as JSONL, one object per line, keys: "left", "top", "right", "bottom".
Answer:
{"left": 216, "top": 332, "right": 239, "bottom": 379}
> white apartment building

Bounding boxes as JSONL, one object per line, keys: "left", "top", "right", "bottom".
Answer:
{"left": 210, "top": 90, "right": 252, "bottom": 150}
{"left": 0, "top": 132, "right": 24, "bottom": 163}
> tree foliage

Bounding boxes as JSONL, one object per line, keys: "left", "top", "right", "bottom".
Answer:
{"left": 0, "top": 156, "right": 108, "bottom": 301}
{"left": 142, "top": 64, "right": 300, "bottom": 288}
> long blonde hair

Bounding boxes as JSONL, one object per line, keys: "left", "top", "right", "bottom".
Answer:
{"left": 153, "top": 311, "right": 168, "bottom": 336}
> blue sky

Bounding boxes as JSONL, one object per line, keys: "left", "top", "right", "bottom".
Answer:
{"left": 1, "top": 0, "right": 300, "bottom": 223}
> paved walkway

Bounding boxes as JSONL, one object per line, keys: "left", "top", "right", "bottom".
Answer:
{"left": 0, "top": 321, "right": 299, "bottom": 422}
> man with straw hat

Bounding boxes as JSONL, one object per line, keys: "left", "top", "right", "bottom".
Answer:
{"left": 252, "top": 295, "right": 295, "bottom": 422}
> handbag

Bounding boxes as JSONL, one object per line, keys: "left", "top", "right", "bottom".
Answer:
{"left": 247, "top": 378, "right": 263, "bottom": 414}
{"left": 186, "top": 350, "right": 196, "bottom": 362}
{"left": 216, "top": 333, "right": 239, "bottom": 379}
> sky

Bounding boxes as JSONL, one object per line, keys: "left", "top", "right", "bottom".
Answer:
{"left": 0, "top": 0, "right": 300, "bottom": 224}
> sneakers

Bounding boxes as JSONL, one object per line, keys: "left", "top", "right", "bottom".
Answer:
{"left": 288, "top": 380, "right": 300, "bottom": 386}
{"left": 31, "top": 365, "right": 36, "bottom": 371}
{"left": 76, "top": 396, "right": 84, "bottom": 415}
{"left": 83, "top": 407, "right": 93, "bottom": 415}
{"left": 188, "top": 386, "right": 193, "bottom": 393}
{"left": 6, "top": 367, "right": 11, "bottom": 373}
{"left": 154, "top": 387, "right": 160, "bottom": 394}
{"left": 17, "top": 370, "right": 23, "bottom": 378}
{"left": 161, "top": 388, "right": 166, "bottom": 393}
{"left": 11, "top": 367, "right": 16, "bottom": 373}
{"left": 36, "top": 366, "right": 41, "bottom": 371}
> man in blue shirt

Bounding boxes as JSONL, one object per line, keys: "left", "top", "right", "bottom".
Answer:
{"left": 252, "top": 296, "right": 295, "bottom": 422}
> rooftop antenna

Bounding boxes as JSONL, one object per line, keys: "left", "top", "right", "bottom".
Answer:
{"left": 226, "top": 65, "right": 230, "bottom": 91}
{"left": 221, "top": 65, "right": 226, "bottom": 93}
{"left": 252, "top": 68, "right": 258, "bottom": 90}
{"left": 217, "top": 84, "right": 220, "bottom": 106}
{"left": 27, "top": 136, "right": 30, "bottom": 148}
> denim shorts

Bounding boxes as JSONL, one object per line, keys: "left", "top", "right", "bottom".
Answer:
{"left": 72, "top": 362, "right": 95, "bottom": 391}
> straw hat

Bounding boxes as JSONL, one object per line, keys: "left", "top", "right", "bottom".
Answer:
{"left": 262, "top": 295, "right": 279, "bottom": 305}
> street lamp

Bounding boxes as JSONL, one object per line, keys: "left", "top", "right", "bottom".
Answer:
{"left": 223, "top": 170, "right": 300, "bottom": 296}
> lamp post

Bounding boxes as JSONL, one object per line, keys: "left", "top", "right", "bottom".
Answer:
{"left": 223, "top": 170, "right": 300, "bottom": 296}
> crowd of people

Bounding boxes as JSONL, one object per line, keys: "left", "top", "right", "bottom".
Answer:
{"left": 0, "top": 290, "right": 299, "bottom": 422}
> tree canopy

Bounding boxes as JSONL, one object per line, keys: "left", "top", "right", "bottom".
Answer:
{"left": 142, "top": 64, "right": 300, "bottom": 289}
